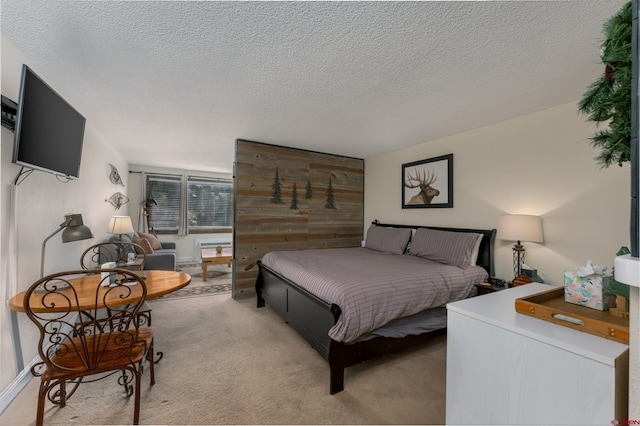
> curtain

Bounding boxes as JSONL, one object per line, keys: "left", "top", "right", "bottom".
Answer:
{"left": 138, "top": 171, "right": 147, "bottom": 233}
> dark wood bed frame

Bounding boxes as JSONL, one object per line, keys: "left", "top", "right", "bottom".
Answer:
{"left": 256, "top": 222, "right": 496, "bottom": 394}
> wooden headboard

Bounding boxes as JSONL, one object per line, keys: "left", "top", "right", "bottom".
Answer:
{"left": 372, "top": 220, "right": 496, "bottom": 277}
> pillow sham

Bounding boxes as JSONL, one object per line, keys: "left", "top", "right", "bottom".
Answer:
{"left": 364, "top": 225, "right": 412, "bottom": 255}
{"left": 138, "top": 238, "right": 155, "bottom": 255}
{"left": 132, "top": 235, "right": 148, "bottom": 254}
{"left": 409, "top": 228, "right": 482, "bottom": 268}
{"left": 468, "top": 233, "right": 483, "bottom": 266}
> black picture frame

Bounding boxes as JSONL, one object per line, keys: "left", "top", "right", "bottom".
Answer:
{"left": 402, "top": 154, "right": 453, "bottom": 209}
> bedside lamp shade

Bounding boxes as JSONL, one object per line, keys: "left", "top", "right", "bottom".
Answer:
{"left": 497, "top": 214, "right": 543, "bottom": 278}
{"left": 107, "top": 216, "right": 134, "bottom": 235}
{"left": 496, "top": 214, "right": 544, "bottom": 244}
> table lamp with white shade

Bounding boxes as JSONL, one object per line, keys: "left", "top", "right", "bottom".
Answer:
{"left": 107, "top": 215, "right": 135, "bottom": 263}
{"left": 496, "top": 214, "right": 544, "bottom": 278}
{"left": 107, "top": 215, "right": 134, "bottom": 241}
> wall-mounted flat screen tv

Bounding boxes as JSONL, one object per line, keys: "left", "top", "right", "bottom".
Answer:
{"left": 12, "top": 64, "right": 86, "bottom": 179}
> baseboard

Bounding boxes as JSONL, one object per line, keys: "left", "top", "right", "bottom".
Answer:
{"left": 0, "top": 356, "right": 38, "bottom": 415}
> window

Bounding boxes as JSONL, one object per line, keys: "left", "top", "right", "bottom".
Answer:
{"left": 146, "top": 174, "right": 232, "bottom": 234}
{"left": 147, "top": 175, "right": 181, "bottom": 232}
{"left": 187, "top": 178, "right": 232, "bottom": 231}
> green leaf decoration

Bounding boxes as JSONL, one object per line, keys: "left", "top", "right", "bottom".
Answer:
{"left": 577, "top": 1, "right": 632, "bottom": 168}
{"left": 607, "top": 246, "right": 631, "bottom": 298}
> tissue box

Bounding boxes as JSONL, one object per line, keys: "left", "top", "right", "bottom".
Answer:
{"left": 563, "top": 270, "right": 612, "bottom": 311}
{"left": 101, "top": 262, "right": 117, "bottom": 286}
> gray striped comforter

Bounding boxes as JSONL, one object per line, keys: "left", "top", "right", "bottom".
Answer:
{"left": 261, "top": 247, "right": 487, "bottom": 343}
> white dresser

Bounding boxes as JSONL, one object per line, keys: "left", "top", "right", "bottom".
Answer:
{"left": 446, "top": 283, "right": 629, "bottom": 425}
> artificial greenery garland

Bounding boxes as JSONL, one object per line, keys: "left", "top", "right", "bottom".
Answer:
{"left": 578, "top": 1, "right": 632, "bottom": 168}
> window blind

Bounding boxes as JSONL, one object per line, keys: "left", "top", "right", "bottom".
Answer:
{"left": 187, "top": 178, "right": 232, "bottom": 230}
{"left": 146, "top": 174, "right": 232, "bottom": 234}
{"left": 147, "top": 175, "right": 181, "bottom": 232}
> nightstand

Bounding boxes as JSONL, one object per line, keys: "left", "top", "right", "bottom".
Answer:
{"left": 475, "top": 282, "right": 508, "bottom": 295}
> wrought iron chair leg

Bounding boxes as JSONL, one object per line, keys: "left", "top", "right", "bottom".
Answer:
{"left": 147, "top": 340, "right": 156, "bottom": 385}
{"left": 117, "top": 369, "right": 134, "bottom": 396}
{"left": 133, "top": 368, "right": 142, "bottom": 425}
{"left": 138, "top": 309, "right": 163, "bottom": 363}
{"left": 44, "top": 378, "right": 82, "bottom": 408}
{"left": 121, "top": 370, "right": 129, "bottom": 394}
{"left": 36, "top": 380, "right": 50, "bottom": 426}
{"left": 59, "top": 380, "right": 66, "bottom": 407}
{"left": 63, "top": 378, "right": 82, "bottom": 401}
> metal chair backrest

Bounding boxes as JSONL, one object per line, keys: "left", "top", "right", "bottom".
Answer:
{"left": 80, "top": 242, "right": 146, "bottom": 270}
{"left": 23, "top": 269, "right": 148, "bottom": 375}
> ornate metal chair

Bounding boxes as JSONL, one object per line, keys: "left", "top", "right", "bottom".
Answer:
{"left": 79, "top": 242, "right": 162, "bottom": 363}
{"left": 80, "top": 241, "right": 147, "bottom": 271}
{"left": 23, "top": 269, "right": 155, "bottom": 425}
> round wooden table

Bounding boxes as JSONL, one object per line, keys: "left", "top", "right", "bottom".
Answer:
{"left": 9, "top": 270, "right": 192, "bottom": 313}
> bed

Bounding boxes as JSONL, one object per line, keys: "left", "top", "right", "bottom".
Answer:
{"left": 256, "top": 221, "right": 496, "bottom": 394}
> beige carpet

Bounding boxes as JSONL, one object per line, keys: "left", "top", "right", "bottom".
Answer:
{"left": 1, "top": 291, "right": 447, "bottom": 425}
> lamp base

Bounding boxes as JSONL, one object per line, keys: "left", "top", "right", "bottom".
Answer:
{"left": 512, "top": 242, "right": 525, "bottom": 278}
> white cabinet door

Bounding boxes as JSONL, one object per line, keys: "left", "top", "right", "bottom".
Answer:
{"left": 446, "top": 285, "right": 628, "bottom": 425}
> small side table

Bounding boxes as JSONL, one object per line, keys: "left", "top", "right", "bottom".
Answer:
{"left": 116, "top": 258, "right": 145, "bottom": 271}
{"left": 475, "top": 282, "right": 508, "bottom": 296}
{"left": 201, "top": 248, "right": 232, "bottom": 282}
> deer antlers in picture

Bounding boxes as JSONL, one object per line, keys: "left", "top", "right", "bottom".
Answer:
{"left": 404, "top": 168, "right": 440, "bottom": 205}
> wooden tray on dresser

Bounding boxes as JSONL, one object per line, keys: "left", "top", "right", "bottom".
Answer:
{"left": 515, "top": 286, "right": 629, "bottom": 344}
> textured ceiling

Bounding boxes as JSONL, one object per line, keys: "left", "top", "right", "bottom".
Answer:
{"left": 0, "top": 1, "right": 628, "bottom": 174}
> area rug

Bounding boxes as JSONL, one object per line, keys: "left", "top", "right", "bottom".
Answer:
{"left": 159, "top": 282, "right": 231, "bottom": 299}
{"left": 159, "top": 263, "right": 232, "bottom": 300}
{"left": 178, "top": 267, "right": 230, "bottom": 280}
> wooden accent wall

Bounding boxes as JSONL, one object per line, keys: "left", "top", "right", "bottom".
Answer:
{"left": 233, "top": 140, "right": 364, "bottom": 297}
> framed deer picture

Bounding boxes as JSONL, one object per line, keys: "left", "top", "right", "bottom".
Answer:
{"left": 402, "top": 154, "right": 453, "bottom": 208}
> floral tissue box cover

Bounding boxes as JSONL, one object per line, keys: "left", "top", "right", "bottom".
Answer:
{"left": 564, "top": 270, "right": 612, "bottom": 311}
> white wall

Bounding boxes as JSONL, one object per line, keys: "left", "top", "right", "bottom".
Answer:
{"left": 1, "top": 34, "right": 130, "bottom": 399}
{"left": 365, "top": 102, "right": 630, "bottom": 284}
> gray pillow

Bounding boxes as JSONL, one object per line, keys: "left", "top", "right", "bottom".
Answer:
{"left": 365, "top": 225, "right": 412, "bottom": 255}
{"left": 409, "top": 228, "right": 482, "bottom": 268}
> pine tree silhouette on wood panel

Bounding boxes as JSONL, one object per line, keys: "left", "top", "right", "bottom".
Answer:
{"left": 325, "top": 176, "right": 336, "bottom": 209}
{"left": 290, "top": 182, "right": 299, "bottom": 210}
{"left": 305, "top": 179, "right": 312, "bottom": 200}
{"left": 271, "top": 167, "right": 284, "bottom": 205}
